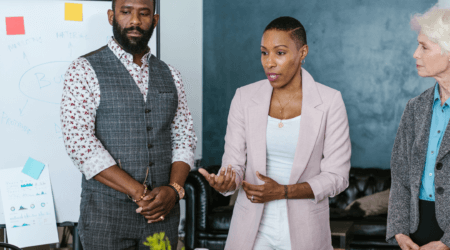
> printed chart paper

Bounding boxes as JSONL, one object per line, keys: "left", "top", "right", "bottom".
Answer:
{"left": 0, "top": 166, "right": 59, "bottom": 248}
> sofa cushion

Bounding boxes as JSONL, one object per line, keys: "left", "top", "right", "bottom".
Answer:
{"left": 330, "top": 203, "right": 365, "bottom": 220}
{"left": 329, "top": 168, "right": 391, "bottom": 210}
{"left": 207, "top": 205, "right": 233, "bottom": 231}
{"left": 345, "top": 189, "right": 390, "bottom": 217}
{"left": 353, "top": 219, "right": 388, "bottom": 236}
{"left": 196, "top": 238, "right": 227, "bottom": 250}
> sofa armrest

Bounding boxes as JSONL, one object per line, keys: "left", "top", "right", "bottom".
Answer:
{"left": 184, "top": 177, "right": 197, "bottom": 250}
{"left": 184, "top": 165, "right": 229, "bottom": 249}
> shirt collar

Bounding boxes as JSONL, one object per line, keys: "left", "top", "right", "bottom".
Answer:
{"left": 107, "top": 37, "right": 151, "bottom": 64}
{"left": 433, "top": 83, "right": 450, "bottom": 108}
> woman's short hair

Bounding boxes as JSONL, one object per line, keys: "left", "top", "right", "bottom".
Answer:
{"left": 264, "top": 16, "right": 307, "bottom": 50}
{"left": 411, "top": 4, "right": 450, "bottom": 54}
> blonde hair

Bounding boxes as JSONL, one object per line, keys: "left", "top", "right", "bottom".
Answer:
{"left": 411, "top": 4, "right": 450, "bottom": 54}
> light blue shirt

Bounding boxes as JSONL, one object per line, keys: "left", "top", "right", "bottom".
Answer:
{"left": 419, "top": 84, "right": 450, "bottom": 201}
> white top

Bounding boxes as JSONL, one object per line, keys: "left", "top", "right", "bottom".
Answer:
{"left": 258, "top": 115, "right": 301, "bottom": 242}
{"left": 265, "top": 115, "right": 301, "bottom": 185}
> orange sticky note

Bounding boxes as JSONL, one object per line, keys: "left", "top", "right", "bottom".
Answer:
{"left": 65, "top": 3, "right": 83, "bottom": 21}
{"left": 5, "top": 17, "right": 25, "bottom": 35}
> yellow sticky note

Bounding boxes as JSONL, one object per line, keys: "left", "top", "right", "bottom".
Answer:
{"left": 65, "top": 3, "right": 83, "bottom": 21}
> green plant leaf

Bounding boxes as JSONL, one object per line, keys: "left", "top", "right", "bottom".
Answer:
{"left": 143, "top": 231, "right": 173, "bottom": 250}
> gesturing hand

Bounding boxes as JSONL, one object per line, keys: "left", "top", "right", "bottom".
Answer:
{"left": 198, "top": 165, "right": 236, "bottom": 193}
{"left": 419, "top": 241, "right": 450, "bottom": 250}
{"left": 135, "top": 186, "right": 178, "bottom": 224}
{"left": 395, "top": 234, "right": 419, "bottom": 250}
{"left": 242, "top": 171, "right": 283, "bottom": 203}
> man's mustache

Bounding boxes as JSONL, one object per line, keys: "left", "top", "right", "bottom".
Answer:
{"left": 123, "top": 26, "right": 145, "bottom": 34}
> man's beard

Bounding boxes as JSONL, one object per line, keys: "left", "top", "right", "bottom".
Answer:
{"left": 112, "top": 17, "right": 154, "bottom": 55}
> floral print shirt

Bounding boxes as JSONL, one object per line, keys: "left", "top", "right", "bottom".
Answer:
{"left": 60, "top": 38, "right": 197, "bottom": 180}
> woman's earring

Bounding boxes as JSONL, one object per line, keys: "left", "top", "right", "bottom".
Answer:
{"left": 301, "top": 59, "right": 305, "bottom": 65}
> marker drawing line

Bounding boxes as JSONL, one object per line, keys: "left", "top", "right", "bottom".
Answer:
{"left": 23, "top": 52, "right": 30, "bottom": 65}
{"left": 68, "top": 42, "right": 73, "bottom": 57}
{"left": 19, "top": 99, "right": 28, "bottom": 116}
{"left": 18, "top": 61, "right": 71, "bottom": 105}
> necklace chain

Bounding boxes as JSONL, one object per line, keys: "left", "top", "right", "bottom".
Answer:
{"left": 276, "top": 90, "right": 300, "bottom": 128}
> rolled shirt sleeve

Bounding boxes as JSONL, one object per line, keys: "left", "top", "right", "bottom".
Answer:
{"left": 306, "top": 91, "right": 351, "bottom": 204}
{"left": 61, "top": 58, "right": 197, "bottom": 180}
{"left": 60, "top": 58, "right": 116, "bottom": 180}
{"left": 219, "top": 88, "right": 247, "bottom": 196}
{"left": 168, "top": 65, "right": 197, "bottom": 169}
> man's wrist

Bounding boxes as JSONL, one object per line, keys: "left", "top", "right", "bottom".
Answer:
{"left": 166, "top": 185, "right": 179, "bottom": 202}
{"left": 131, "top": 184, "right": 146, "bottom": 201}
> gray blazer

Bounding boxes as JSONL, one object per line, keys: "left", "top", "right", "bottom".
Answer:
{"left": 386, "top": 84, "right": 450, "bottom": 246}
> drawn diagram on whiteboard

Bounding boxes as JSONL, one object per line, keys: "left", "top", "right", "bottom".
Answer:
{"left": 18, "top": 61, "right": 70, "bottom": 105}
{"left": 19, "top": 99, "right": 28, "bottom": 116}
{"left": 0, "top": 2, "right": 128, "bottom": 246}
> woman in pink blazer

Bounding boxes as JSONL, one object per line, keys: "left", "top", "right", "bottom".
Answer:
{"left": 199, "top": 16, "right": 351, "bottom": 250}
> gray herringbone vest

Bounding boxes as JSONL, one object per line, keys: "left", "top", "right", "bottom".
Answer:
{"left": 81, "top": 46, "right": 178, "bottom": 199}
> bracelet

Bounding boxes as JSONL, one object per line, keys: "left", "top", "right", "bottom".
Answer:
{"left": 166, "top": 185, "right": 180, "bottom": 204}
{"left": 129, "top": 184, "right": 148, "bottom": 203}
{"left": 284, "top": 185, "right": 288, "bottom": 199}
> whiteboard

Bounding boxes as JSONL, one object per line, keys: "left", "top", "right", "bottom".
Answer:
{"left": 0, "top": 0, "right": 158, "bottom": 224}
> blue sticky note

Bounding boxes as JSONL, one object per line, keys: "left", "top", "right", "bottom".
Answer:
{"left": 22, "top": 157, "right": 45, "bottom": 180}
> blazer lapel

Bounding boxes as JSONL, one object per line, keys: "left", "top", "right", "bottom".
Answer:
{"left": 289, "top": 69, "right": 324, "bottom": 184}
{"left": 438, "top": 123, "right": 450, "bottom": 162}
{"left": 412, "top": 88, "right": 434, "bottom": 186}
{"left": 248, "top": 81, "right": 273, "bottom": 183}
{"left": 437, "top": 95, "right": 450, "bottom": 163}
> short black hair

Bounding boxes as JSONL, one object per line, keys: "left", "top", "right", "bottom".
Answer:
{"left": 112, "top": 0, "right": 156, "bottom": 14}
{"left": 264, "top": 16, "right": 307, "bottom": 50}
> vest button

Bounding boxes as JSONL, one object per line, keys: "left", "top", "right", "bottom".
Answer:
{"left": 437, "top": 187, "right": 444, "bottom": 195}
{"left": 147, "top": 127, "right": 152, "bottom": 131}
{"left": 436, "top": 162, "right": 443, "bottom": 170}
{"left": 145, "top": 109, "right": 151, "bottom": 113}
{"left": 148, "top": 144, "right": 153, "bottom": 149}
{"left": 148, "top": 162, "right": 153, "bottom": 166}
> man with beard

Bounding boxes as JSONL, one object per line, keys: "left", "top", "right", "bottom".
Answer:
{"left": 60, "top": 0, "right": 197, "bottom": 249}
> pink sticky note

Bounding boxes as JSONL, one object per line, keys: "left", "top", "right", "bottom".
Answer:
{"left": 6, "top": 17, "right": 25, "bottom": 35}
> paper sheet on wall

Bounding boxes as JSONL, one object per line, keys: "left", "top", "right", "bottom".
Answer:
{"left": 0, "top": 166, "right": 59, "bottom": 248}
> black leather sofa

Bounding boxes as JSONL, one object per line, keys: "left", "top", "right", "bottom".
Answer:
{"left": 184, "top": 165, "right": 399, "bottom": 250}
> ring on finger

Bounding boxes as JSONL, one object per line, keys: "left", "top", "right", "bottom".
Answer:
{"left": 251, "top": 195, "right": 254, "bottom": 202}
{"left": 160, "top": 216, "right": 164, "bottom": 221}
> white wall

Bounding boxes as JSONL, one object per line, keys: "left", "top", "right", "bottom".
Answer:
{"left": 439, "top": 0, "right": 450, "bottom": 7}
{"left": 160, "top": 0, "right": 203, "bottom": 161}
{"left": 160, "top": 0, "right": 203, "bottom": 235}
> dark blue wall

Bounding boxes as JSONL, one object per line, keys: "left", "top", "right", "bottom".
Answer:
{"left": 203, "top": 0, "right": 436, "bottom": 168}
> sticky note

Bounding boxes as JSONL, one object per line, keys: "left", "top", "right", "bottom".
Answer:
{"left": 5, "top": 17, "right": 25, "bottom": 35}
{"left": 22, "top": 157, "right": 45, "bottom": 180}
{"left": 65, "top": 3, "right": 83, "bottom": 22}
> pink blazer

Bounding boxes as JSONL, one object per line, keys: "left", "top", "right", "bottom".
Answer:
{"left": 221, "top": 68, "right": 351, "bottom": 250}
